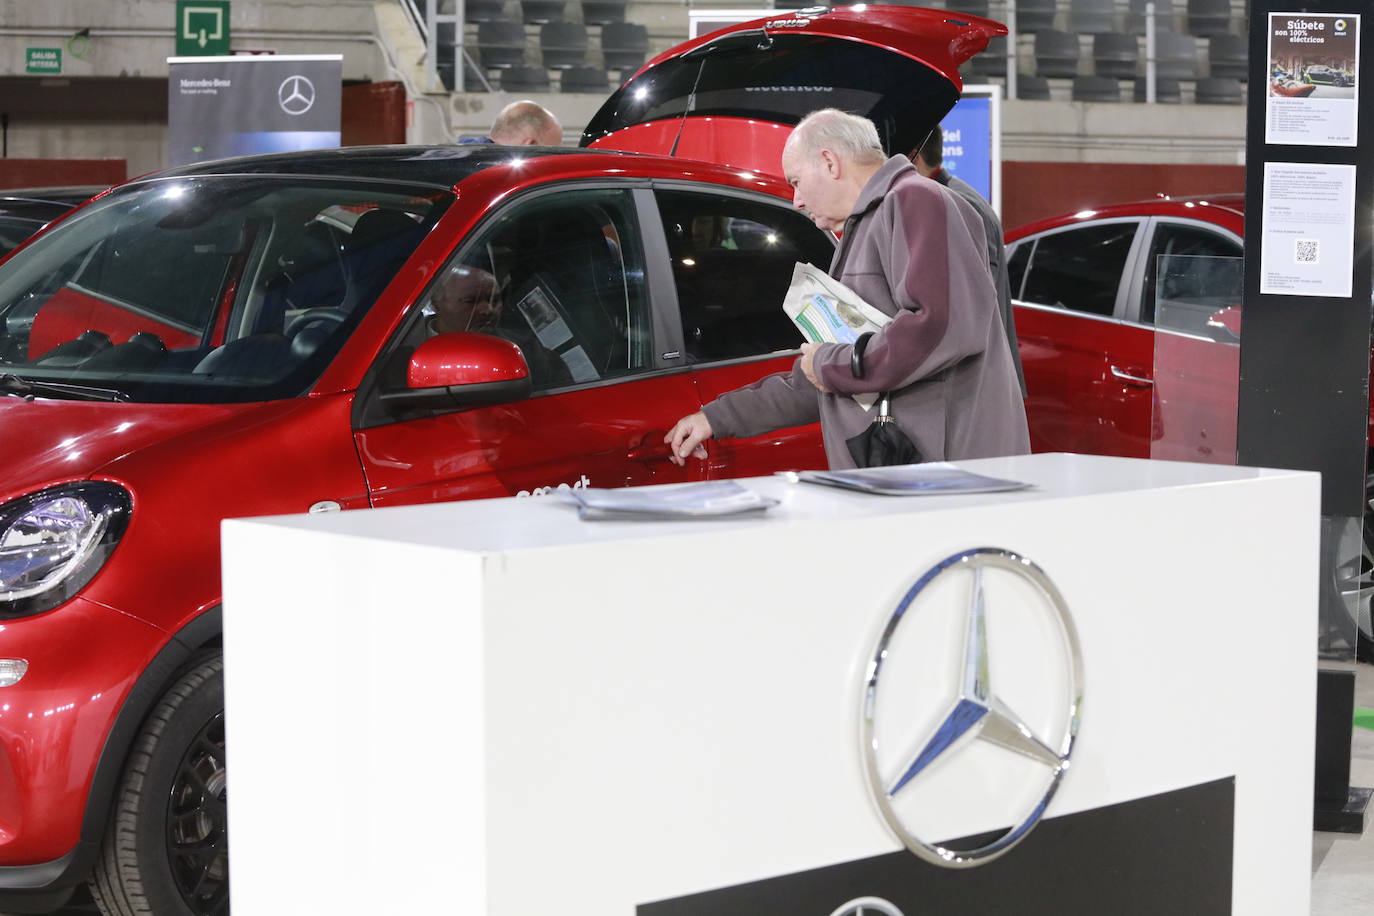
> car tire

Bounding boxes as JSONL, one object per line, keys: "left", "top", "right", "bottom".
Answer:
{"left": 88, "top": 654, "right": 229, "bottom": 916}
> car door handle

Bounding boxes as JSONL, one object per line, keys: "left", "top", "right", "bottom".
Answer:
{"left": 1110, "top": 365, "right": 1154, "bottom": 387}
{"left": 627, "top": 432, "right": 673, "bottom": 463}
{"left": 627, "top": 444, "right": 672, "bottom": 462}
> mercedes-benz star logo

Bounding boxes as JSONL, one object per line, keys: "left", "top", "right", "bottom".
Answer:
{"left": 860, "top": 548, "right": 1083, "bottom": 868}
{"left": 828, "top": 897, "right": 905, "bottom": 916}
{"left": 278, "top": 74, "right": 316, "bottom": 116}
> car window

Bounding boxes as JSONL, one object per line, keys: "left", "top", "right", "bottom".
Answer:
{"left": 655, "top": 189, "right": 833, "bottom": 362}
{"left": 0, "top": 177, "right": 449, "bottom": 402}
{"left": 1006, "top": 240, "right": 1031, "bottom": 299}
{"left": 1139, "top": 221, "right": 1243, "bottom": 330}
{"left": 1019, "top": 222, "right": 1138, "bottom": 317}
{"left": 399, "top": 187, "right": 651, "bottom": 391}
{"left": 70, "top": 211, "right": 238, "bottom": 332}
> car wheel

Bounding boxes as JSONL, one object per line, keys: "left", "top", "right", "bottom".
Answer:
{"left": 88, "top": 654, "right": 229, "bottom": 916}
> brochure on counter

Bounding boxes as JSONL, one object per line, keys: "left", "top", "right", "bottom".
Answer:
{"left": 565, "top": 480, "right": 778, "bottom": 520}
{"left": 796, "top": 463, "right": 1032, "bottom": 496}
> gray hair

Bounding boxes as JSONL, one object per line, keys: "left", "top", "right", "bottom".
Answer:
{"left": 786, "top": 109, "right": 886, "bottom": 166}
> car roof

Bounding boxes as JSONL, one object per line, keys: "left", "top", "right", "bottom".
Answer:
{"left": 144, "top": 144, "right": 622, "bottom": 189}
{"left": 131, "top": 143, "right": 796, "bottom": 198}
{"left": 1006, "top": 192, "right": 1246, "bottom": 242}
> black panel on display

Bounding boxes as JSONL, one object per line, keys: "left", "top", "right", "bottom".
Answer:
{"left": 1236, "top": 1, "right": 1372, "bottom": 831}
{"left": 638, "top": 780, "right": 1235, "bottom": 916}
{"left": 1237, "top": 3, "right": 1372, "bottom": 520}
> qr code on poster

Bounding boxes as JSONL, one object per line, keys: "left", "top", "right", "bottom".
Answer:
{"left": 1295, "top": 238, "right": 1319, "bottom": 264}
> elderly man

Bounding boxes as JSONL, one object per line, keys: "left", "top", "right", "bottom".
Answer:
{"left": 665, "top": 108, "right": 1028, "bottom": 469}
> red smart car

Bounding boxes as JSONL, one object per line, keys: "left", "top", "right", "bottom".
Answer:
{"left": 0, "top": 7, "right": 1003, "bottom": 914}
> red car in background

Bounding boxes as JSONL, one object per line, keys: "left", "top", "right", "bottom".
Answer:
{"left": 1006, "top": 194, "right": 1247, "bottom": 463}
{"left": 1006, "top": 194, "right": 1373, "bottom": 657}
{"left": 0, "top": 7, "right": 1004, "bottom": 915}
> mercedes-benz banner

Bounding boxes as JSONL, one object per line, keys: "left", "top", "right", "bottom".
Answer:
{"left": 167, "top": 54, "right": 342, "bottom": 166}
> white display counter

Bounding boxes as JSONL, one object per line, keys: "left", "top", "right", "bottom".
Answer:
{"left": 221, "top": 453, "right": 1319, "bottom": 915}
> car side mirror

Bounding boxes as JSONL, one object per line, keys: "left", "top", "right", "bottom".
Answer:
{"left": 1205, "top": 305, "right": 1242, "bottom": 342}
{"left": 380, "top": 332, "right": 532, "bottom": 410}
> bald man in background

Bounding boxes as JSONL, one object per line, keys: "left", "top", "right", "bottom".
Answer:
{"left": 459, "top": 100, "right": 564, "bottom": 146}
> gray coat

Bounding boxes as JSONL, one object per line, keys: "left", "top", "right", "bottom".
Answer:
{"left": 703, "top": 156, "right": 1029, "bottom": 468}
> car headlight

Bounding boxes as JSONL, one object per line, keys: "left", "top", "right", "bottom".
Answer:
{"left": 0, "top": 483, "right": 131, "bottom": 618}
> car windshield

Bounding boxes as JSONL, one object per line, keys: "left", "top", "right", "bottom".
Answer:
{"left": 0, "top": 175, "right": 451, "bottom": 403}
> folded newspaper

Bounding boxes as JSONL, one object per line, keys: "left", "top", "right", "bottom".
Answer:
{"left": 563, "top": 480, "right": 778, "bottom": 520}
{"left": 782, "top": 262, "right": 891, "bottom": 345}
{"left": 782, "top": 263, "right": 891, "bottom": 410}
{"left": 797, "top": 463, "right": 1031, "bottom": 496}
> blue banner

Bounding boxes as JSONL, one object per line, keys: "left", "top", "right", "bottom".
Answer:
{"left": 938, "top": 94, "right": 995, "bottom": 208}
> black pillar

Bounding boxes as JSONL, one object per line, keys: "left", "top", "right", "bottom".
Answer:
{"left": 1237, "top": 3, "right": 1371, "bottom": 834}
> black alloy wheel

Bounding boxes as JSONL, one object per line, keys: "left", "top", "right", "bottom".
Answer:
{"left": 89, "top": 654, "right": 229, "bottom": 916}
{"left": 166, "top": 711, "right": 229, "bottom": 913}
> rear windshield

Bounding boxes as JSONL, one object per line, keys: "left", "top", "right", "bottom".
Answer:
{"left": 0, "top": 175, "right": 451, "bottom": 403}
{"left": 581, "top": 32, "right": 957, "bottom": 156}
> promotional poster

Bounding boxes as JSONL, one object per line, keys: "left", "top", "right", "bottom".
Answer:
{"left": 1265, "top": 12, "right": 1360, "bottom": 145}
{"left": 167, "top": 54, "right": 343, "bottom": 166}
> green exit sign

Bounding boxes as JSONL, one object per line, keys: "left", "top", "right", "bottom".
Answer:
{"left": 26, "top": 48, "right": 62, "bottom": 74}
{"left": 175, "top": 1, "right": 231, "bottom": 56}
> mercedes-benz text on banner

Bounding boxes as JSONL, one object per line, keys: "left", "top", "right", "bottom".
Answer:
{"left": 167, "top": 54, "right": 343, "bottom": 166}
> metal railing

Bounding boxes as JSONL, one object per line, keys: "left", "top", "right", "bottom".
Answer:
{"left": 417, "top": 0, "right": 493, "bottom": 92}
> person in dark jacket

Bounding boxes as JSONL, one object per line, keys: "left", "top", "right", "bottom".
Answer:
{"left": 913, "top": 123, "right": 1025, "bottom": 395}
{"left": 665, "top": 108, "right": 1028, "bottom": 469}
